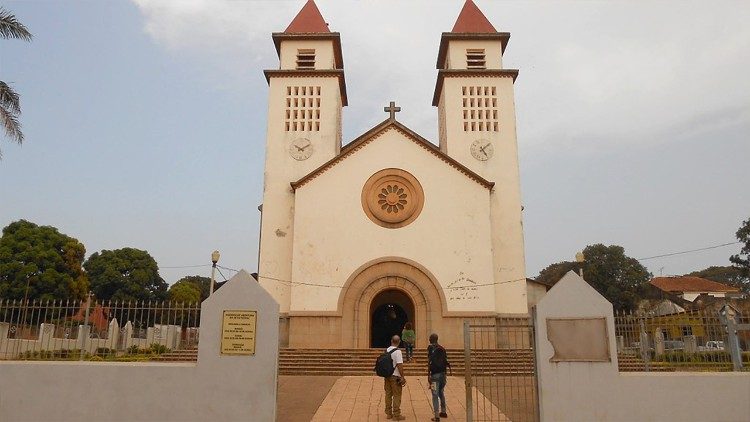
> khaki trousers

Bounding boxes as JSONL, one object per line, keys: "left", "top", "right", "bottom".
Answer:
{"left": 384, "top": 376, "right": 403, "bottom": 417}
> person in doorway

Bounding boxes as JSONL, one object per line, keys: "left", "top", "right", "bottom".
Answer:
{"left": 401, "top": 322, "right": 416, "bottom": 362}
{"left": 427, "top": 333, "right": 449, "bottom": 420}
{"left": 385, "top": 335, "right": 407, "bottom": 420}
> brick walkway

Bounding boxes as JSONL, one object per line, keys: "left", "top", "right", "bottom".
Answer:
{"left": 310, "top": 376, "right": 508, "bottom": 421}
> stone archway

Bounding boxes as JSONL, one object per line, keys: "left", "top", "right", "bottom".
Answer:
{"left": 338, "top": 258, "right": 446, "bottom": 348}
{"left": 369, "top": 289, "right": 415, "bottom": 348}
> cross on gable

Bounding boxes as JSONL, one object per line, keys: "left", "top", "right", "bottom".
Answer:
{"left": 384, "top": 101, "right": 401, "bottom": 121}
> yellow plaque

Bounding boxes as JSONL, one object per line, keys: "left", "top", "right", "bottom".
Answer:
{"left": 221, "top": 310, "right": 257, "bottom": 355}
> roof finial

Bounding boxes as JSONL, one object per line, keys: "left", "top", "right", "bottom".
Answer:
{"left": 384, "top": 101, "right": 401, "bottom": 121}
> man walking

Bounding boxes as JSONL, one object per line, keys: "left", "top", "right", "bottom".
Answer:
{"left": 427, "top": 333, "right": 449, "bottom": 420}
{"left": 385, "top": 335, "right": 406, "bottom": 420}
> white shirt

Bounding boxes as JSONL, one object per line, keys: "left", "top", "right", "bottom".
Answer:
{"left": 387, "top": 346, "right": 404, "bottom": 377}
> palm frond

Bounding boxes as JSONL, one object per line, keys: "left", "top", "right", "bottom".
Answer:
{"left": 0, "top": 8, "right": 32, "bottom": 41}
{"left": 0, "top": 104, "right": 23, "bottom": 145}
{"left": 0, "top": 81, "right": 20, "bottom": 114}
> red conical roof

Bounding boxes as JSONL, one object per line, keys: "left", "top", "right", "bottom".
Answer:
{"left": 285, "top": 0, "right": 330, "bottom": 33}
{"left": 451, "top": 0, "right": 496, "bottom": 33}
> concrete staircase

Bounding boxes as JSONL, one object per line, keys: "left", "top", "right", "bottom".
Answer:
{"left": 153, "top": 348, "right": 677, "bottom": 374}
{"left": 279, "top": 348, "right": 535, "bottom": 376}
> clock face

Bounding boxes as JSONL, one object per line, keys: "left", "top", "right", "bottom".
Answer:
{"left": 470, "top": 139, "right": 494, "bottom": 161}
{"left": 289, "top": 138, "right": 313, "bottom": 161}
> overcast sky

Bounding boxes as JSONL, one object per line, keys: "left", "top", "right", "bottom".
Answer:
{"left": 1, "top": 0, "right": 748, "bottom": 284}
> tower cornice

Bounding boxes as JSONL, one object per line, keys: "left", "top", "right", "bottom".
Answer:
{"left": 436, "top": 32, "right": 510, "bottom": 69}
{"left": 263, "top": 69, "right": 348, "bottom": 106}
{"left": 432, "top": 69, "right": 518, "bottom": 107}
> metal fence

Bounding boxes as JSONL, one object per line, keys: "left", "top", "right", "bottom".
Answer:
{"left": 0, "top": 297, "right": 200, "bottom": 361}
{"left": 614, "top": 306, "right": 750, "bottom": 372}
{"left": 463, "top": 318, "right": 538, "bottom": 422}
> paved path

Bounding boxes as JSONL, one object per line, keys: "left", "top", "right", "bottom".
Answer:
{"left": 310, "top": 376, "right": 508, "bottom": 421}
{"left": 278, "top": 376, "right": 341, "bottom": 422}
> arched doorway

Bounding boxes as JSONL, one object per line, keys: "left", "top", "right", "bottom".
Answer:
{"left": 369, "top": 289, "right": 415, "bottom": 348}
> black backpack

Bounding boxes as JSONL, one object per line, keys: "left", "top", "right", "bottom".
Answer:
{"left": 374, "top": 348, "right": 399, "bottom": 377}
{"left": 429, "top": 345, "right": 450, "bottom": 374}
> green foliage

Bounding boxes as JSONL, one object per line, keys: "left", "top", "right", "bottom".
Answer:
{"left": 83, "top": 248, "right": 167, "bottom": 302}
{"left": 535, "top": 244, "right": 651, "bottom": 311}
{"left": 149, "top": 343, "right": 169, "bottom": 355}
{"left": 688, "top": 265, "right": 748, "bottom": 293}
{"left": 729, "top": 217, "right": 750, "bottom": 290}
{"left": 0, "top": 8, "right": 32, "bottom": 156}
{"left": 582, "top": 244, "right": 651, "bottom": 311}
{"left": 0, "top": 220, "right": 88, "bottom": 301}
{"left": 535, "top": 261, "right": 581, "bottom": 287}
{"left": 169, "top": 276, "right": 208, "bottom": 303}
{"left": 126, "top": 344, "right": 141, "bottom": 354}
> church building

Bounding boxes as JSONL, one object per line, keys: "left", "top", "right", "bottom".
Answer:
{"left": 258, "top": 0, "right": 528, "bottom": 349}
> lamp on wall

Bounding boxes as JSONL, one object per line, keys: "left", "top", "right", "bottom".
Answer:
{"left": 210, "top": 250, "right": 220, "bottom": 295}
{"left": 575, "top": 251, "right": 585, "bottom": 279}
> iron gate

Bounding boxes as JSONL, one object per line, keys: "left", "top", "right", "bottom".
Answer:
{"left": 463, "top": 318, "right": 539, "bottom": 422}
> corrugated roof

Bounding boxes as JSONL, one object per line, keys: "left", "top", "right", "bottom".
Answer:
{"left": 650, "top": 276, "right": 739, "bottom": 293}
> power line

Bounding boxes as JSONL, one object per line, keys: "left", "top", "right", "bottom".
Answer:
{"left": 636, "top": 241, "right": 741, "bottom": 261}
{"left": 256, "top": 273, "right": 528, "bottom": 290}
{"left": 160, "top": 264, "right": 211, "bottom": 269}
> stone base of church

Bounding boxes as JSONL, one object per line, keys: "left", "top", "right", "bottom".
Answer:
{"left": 278, "top": 313, "right": 531, "bottom": 349}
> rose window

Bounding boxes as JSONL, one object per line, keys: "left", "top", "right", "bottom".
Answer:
{"left": 362, "top": 169, "right": 424, "bottom": 228}
{"left": 378, "top": 184, "right": 408, "bottom": 213}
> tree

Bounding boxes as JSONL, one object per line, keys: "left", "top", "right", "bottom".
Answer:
{"left": 0, "top": 220, "right": 88, "bottom": 301}
{"left": 167, "top": 281, "right": 201, "bottom": 304}
{"left": 535, "top": 261, "right": 581, "bottom": 287}
{"left": 534, "top": 244, "right": 651, "bottom": 310}
{"left": 688, "top": 266, "right": 748, "bottom": 292}
{"left": 84, "top": 248, "right": 168, "bottom": 302}
{"left": 730, "top": 217, "right": 750, "bottom": 282}
{"left": 170, "top": 275, "right": 214, "bottom": 302}
{"left": 0, "top": 8, "right": 32, "bottom": 157}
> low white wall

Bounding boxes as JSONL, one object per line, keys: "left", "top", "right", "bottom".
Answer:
{"left": 0, "top": 270, "right": 279, "bottom": 422}
{"left": 535, "top": 272, "right": 750, "bottom": 422}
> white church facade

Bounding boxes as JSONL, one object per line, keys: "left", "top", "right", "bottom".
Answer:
{"left": 258, "top": 0, "right": 528, "bottom": 349}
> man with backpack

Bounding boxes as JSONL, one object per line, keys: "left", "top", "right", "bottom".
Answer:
{"left": 427, "top": 333, "right": 449, "bottom": 420}
{"left": 375, "top": 335, "right": 406, "bottom": 420}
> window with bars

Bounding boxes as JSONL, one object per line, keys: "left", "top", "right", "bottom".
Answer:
{"left": 466, "top": 48, "right": 486, "bottom": 69}
{"left": 462, "top": 86, "right": 498, "bottom": 132}
{"left": 285, "top": 86, "right": 321, "bottom": 132}
{"left": 296, "top": 49, "right": 316, "bottom": 70}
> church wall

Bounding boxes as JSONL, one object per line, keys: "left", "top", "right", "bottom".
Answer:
{"left": 279, "top": 40, "right": 336, "bottom": 70}
{"left": 290, "top": 128, "right": 497, "bottom": 316}
{"left": 446, "top": 40, "right": 504, "bottom": 70}
{"left": 258, "top": 75, "right": 343, "bottom": 314}
{"left": 439, "top": 75, "right": 528, "bottom": 314}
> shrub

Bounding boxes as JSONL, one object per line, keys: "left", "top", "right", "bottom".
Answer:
{"left": 149, "top": 343, "right": 169, "bottom": 355}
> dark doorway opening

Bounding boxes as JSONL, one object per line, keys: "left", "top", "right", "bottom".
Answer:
{"left": 370, "top": 289, "right": 415, "bottom": 348}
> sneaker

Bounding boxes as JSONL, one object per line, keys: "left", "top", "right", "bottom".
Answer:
{"left": 432, "top": 417, "right": 441, "bottom": 421}
{"left": 385, "top": 415, "right": 392, "bottom": 420}
{"left": 393, "top": 416, "right": 405, "bottom": 421}
{"left": 439, "top": 412, "right": 448, "bottom": 418}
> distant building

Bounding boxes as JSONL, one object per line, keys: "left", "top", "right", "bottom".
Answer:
{"left": 650, "top": 276, "right": 740, "bottom": 302}
{"left": 526, "top": 278, "right": 551, "bottom": 312}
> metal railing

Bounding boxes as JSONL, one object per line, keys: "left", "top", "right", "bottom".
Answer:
{"left": 463, "top": 317, "right": 538, "bottom": 422}
{"left": 0, "top": 297, "right": 200, "bottom": 361}
{"left": 614, "top": 306, "right": 749, "bottom": 372}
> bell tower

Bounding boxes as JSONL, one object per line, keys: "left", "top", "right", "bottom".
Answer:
{"left": 433, "top": 0, "right": 527, "bottom": 314}
{"left": 259, "top": 0, "right": 347, "bottom": 318}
